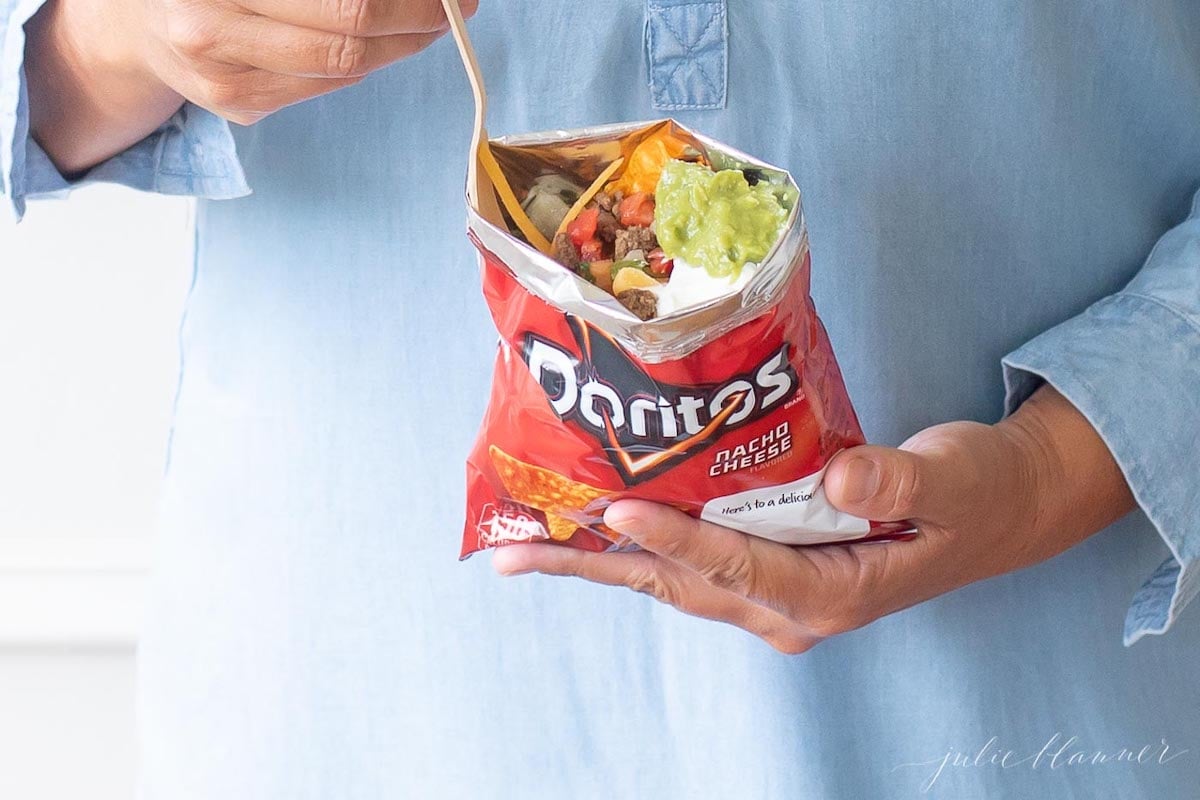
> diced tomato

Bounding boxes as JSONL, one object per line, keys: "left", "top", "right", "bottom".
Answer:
{"left": 617, "top": 192, "right": 655, "bottom": 228}
{"left": 566, "top": 207, "right": 600, "bottom": 247}
{"left": 579, "top": 237, "right": 605, "bottom": 262}
{"left": 647, "top": 248, "right": 674, "bottom": 278}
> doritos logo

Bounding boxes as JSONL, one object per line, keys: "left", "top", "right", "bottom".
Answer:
{"left": 522, "top": 317, "right": 799, "bottom": 483}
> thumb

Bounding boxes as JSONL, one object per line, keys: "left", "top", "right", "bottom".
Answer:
{"left": 824, "top": 445, "right": 945, "bottom": 523}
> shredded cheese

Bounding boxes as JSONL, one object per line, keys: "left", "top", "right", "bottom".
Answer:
{"left": 477, "top": 142, "right": 552, "bottom": 253}
{"left": 553, "top": 157, "right": 627, "bottom": 240}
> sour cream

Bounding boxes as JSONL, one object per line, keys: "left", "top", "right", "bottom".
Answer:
{"left": 651, "top": 257, "right": 759, "bottom": 317}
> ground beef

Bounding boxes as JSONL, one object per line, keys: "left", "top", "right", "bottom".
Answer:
{"left": 552, "top": 231, "right": 580, "bottom": 269}
{"left": 594, "top": 191, "right": 616, "bottom": 212}
{"left": 617, "top": 289, "right": 658, "bottom": 320}
{"left": 596, "top": 209, "right": 620, "bottom": 242}
{"left": 614, "top": 226, "right": 658, "bottom": 260}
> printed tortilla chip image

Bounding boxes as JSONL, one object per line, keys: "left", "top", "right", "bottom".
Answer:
{"left": 489, "top": 445, "right": 611, "bottom": 541}
{"left": 544, "top": 514, "right": 582, "bottom": 543}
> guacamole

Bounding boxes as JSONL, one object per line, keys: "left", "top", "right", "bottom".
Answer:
{"left": 654, "top": 160, "right": 794, "bottom": 278}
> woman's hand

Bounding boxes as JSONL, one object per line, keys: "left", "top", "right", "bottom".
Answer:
{"left": 25, "top": 0, "right": 476, "bottom": 173}
{"left": 492, "top": 386, "right": 1135, "bottom": 654}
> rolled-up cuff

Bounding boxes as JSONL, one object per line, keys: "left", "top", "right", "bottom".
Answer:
{"left": 1002, "top": 292, "right": 1200, "bottom": 645}
{"left": 8, "top": 100, "right": 250, "bottom": 219}
{"left": 2, "top": 0, "right": 249, "bottom": 218}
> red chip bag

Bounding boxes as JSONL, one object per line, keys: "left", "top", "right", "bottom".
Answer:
{"left": 461, "top": 120, "right": 913, "bottom": 557}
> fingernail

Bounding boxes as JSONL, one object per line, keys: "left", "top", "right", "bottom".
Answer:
{"left": 604, "top": 502, "right": 644, "bottom": 534}
{"left": 491, "top": 550, "right": 533, "bottom": 577}
{"left": 840, "top": 457, "right": 880, "bottom": 504}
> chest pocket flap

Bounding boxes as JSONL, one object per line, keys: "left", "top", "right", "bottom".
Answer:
{"left": 645, "top": 0, "right": 729, "bottom": 110}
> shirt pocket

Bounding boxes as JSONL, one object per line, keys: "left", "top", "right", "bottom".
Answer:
{"left": 644, "top": 0, "right": 728, "bottom": 110}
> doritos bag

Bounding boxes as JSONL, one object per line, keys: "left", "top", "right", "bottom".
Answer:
{"left": 460, "top": 120, "right": 913, "bottom": 557}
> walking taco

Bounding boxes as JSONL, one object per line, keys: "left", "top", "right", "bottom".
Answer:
{"left": 461, "top": 119, "right": 912, "bottom": 557}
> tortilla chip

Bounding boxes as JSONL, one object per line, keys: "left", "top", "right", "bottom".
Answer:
{"left": 489, "top": 445, "right": 611, "bottom": 542}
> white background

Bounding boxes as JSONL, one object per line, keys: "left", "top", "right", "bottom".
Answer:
{"left": 0, "top": 186, "right": 193, "bottom": 799}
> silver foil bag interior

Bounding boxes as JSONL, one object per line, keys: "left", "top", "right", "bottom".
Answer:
{"left": 465, "top": 119, "right": 809, "bottom": 363}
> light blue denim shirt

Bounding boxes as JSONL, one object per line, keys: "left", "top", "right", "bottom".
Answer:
{"left": 5, "top": 2, "right": 1200, "bottom": 798}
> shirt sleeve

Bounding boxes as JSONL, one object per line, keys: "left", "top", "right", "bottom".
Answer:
{"left": 1002, "top": 187, "right": 1200, "bottom": 646}
{"left": 1, "top": 0, "right": 249, "bottom": 220}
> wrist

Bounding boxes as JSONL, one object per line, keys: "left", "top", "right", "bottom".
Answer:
{"left": 995, "top": 388, "right": 1065, "bottom": 542}
{"left": 25, "top": 0, "right": 183, "bottom": 175}
{"left": 995, "top": 384, "right": 1135, "bottom": 556}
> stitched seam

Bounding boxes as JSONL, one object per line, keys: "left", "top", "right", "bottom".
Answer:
{"left": 156, "top": 168, "right": 234, "bottom": 179}
{"left": 650, "top": 9, "right": 696, "bottom": 103}
{"left": 650, "top": 7, "right": 720, "bottom": 106}
{"left": 1126, "top": 559, "right": 1190, "bottom": 644}
{"left": 1117, "top": 291, "right": 1200, "bottom": 338}
{"left": 652, "top": 102, "right": 724, "bottom": 110}
{"left": 652, "top": 5, "right": 723, "bottom": 102}
{"left": 652, "top": 4, "right": 724, "bottom": 106}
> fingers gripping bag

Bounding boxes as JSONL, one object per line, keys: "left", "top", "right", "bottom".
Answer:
{"left": 460, "top": 120, "right": 914, "bottom": 557}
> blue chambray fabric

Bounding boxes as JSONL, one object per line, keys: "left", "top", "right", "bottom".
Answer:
{"left": 1002, "top": 193, "right": 1200, "bottom": 646}
{"left": 0, "top": 0, "right": 247, "bottom": 218}
{"left": 645, "top": 0, "right": 727, "bottom": 109}
{"left": 6, "top": 1, "right": 1200, "bottom": 798}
